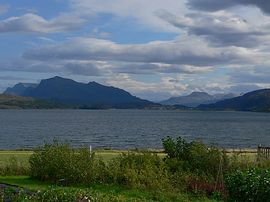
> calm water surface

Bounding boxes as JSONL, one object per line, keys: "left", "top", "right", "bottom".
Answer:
{"left": 0, "top": 109, "right": 270, "bottom": 149}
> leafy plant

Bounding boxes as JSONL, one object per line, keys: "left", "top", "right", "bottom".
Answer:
{"left": 29, "top": 140, "right": 105, "bottom": 184}
{"left": 162, "top": 137, "right": 228, "bottom": 180}
{"left": 225, "top": 168, "right": 270, "bottom": 202}
{"left": 107, "top": 152, "right": 170, "bottom": 190}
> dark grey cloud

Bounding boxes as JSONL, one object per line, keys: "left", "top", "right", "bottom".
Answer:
{"left": 64, "top": 62, "right": 103, "bottom": 76}
{"left": 187, "top": 0, "right": 270, "bottom": 14}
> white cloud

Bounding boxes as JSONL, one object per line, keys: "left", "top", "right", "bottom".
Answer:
{"left": 70, "top": 0, "right": 187, "bottom": 32}
{"left": 114, "top": 63, "right": 213, "bottom": 75}
{"left": 24, "top": 36, "right": 258, "bottom": 67}
{"left": 106, "top": 74, "right": 188, "bottom": 100}
{"left": 0, "top": 13, "right": 86, "bottom": 33}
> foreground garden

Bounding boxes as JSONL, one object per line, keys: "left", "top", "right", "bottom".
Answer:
{"left": 1, "top": 137, "right": 270, "bottom": 202}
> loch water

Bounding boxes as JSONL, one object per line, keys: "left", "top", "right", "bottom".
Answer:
{"left": 1, "top": 109, "right": 270, "bottom": 149}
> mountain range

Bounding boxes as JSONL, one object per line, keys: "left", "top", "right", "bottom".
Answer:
{"left": 160, "top": 92, "right": 238, "bottom": 107}
{"left": 4, "top": 76, "right": 157, "bottom": 109}
{"left": 3, "top": 76, "right": 270, "bottom": 112}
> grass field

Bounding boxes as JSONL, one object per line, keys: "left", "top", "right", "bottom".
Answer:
{"left": 0, "top": 149, "right": 256, "bottom": 167}
{"left": 0, "top": 151, "right": 32, "bottom": 167}
{"left": 0, "top": 150, "right": 166, "bottom": 167}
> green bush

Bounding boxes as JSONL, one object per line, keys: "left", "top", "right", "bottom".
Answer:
{"left": 29, "top": 141, "right": 105, "bottom": 184}
{"left": 163, "top": 137, "right": 229, "bottom": 180}
{"left": 107, "top": 152, "right": 170, "bottom": 190}
{"left": 225, "top": 168, "right": 270, "bottom": 202}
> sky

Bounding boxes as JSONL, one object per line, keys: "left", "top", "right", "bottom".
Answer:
{"left": 0, "top": 0, "right": 270, "bottom": 101}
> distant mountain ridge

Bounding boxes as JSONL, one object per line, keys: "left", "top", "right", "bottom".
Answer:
{"left": 161, "top": 92, "right": 238, "bottom": 107}
{"left": 198, "top": 89, "right": 270, "bottom": 112}
{"left": 4, "top": 83, "right": 38, "bottom": 96}
{"left": 5, "top": 76, "right": 157, "bottom": 109}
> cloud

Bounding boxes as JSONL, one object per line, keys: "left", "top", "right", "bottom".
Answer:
{"left": 105, "top": 73, "right": 244, "bottom": 101}
{"left": 157, "top": 10, "right": 270, "bottom": 47}
{"left": 187, "top": 0, "right": 270, "bottom": 14}
{"left": 64, "top": 61, "right": 107, "bottom": 76}
{"left": 115, "top": 63, "right": 213, "bottom": 75}
{"left": 0, "top": 13, "right": 85, "bottom": 33}
{"left": 106, "top": 74, "right": 188, "bottom": 101}
{"left": 23, "top": 37, "right": 257, "bottom": 67}
{"left": 70, "top": 0, "right": 186, "bottom": 32}
{"left": 90, "top": 28, "right": 111, "bottom": 39}
{"left": 0, "top": 75, "right": 29, "bottom": 81}
{"left": 0, "top": 58, "right": 109, "bottom": 77}
{"left": 229, "top": 66, "right": 270, "bottom": 84}
{"left": 228, "top": 84, "right": 263, "bottom": 94}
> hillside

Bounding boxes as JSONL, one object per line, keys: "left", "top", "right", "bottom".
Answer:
{"left": 5, "top": 76, "right": 157, "bottom": 109}
{"left": 0, "top": 94, "right": 69, "bottom": 109}
{"left": 198, "top": 89, "right": 270, "bottom": 112}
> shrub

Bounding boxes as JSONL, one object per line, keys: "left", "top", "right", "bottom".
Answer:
{"left": 225, "top": 168, "right": 270, "bottom": 202}
{"left": 162, "top": 137, "right": 229, "bottom": 180}
{"left": 107, "top": 152, "right": 170, "bottom": 190}
{"left": 29, "top": 141, "right": 105, "bottom": 184}
{"left": 162, "top": 136, "right": 230, "bottom": 197}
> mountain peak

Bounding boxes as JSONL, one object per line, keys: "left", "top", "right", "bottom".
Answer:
{"left": 52, "top": 76, "right": 64, "bottom": 80}
{"left": 45, "top": 76, "right": 72, "bottom": 82}
{"left": 40, "top": 76, "right": 78, "bottom": 86}
{"left": 161, "top": 91, "right": 237, "bottom": 107}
